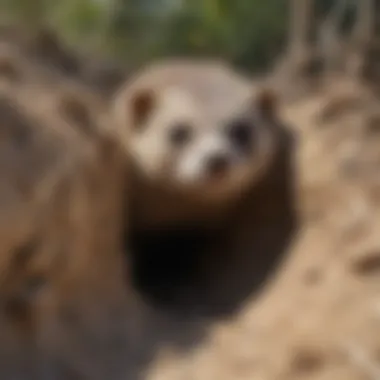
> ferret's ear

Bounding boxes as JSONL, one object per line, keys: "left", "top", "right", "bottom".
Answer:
{"left": 130, "top": 89, "right": 155, "bottom": 130}
{"left": 254, "top": 87, "right": 278, "bottom": 121}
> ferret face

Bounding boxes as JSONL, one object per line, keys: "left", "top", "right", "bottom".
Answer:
{"left": 121, "top": 79, "right": 278, "bottom": 202}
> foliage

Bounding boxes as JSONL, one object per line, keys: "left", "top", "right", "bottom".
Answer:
{"left": 0, "top": 0, "right": 338, "bottom": 72}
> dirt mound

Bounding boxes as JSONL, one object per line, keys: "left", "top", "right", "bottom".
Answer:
{"left": 0, "top": 55, "right": 143, "bottom": 379}
{"left": 0, "top": 36, "right": 379, "bottom": 379}
{"left": 127, "top": 75, "right": 380, "bottom": 380}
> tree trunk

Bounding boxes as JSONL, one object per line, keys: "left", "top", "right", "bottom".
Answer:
{"left": 288, "top": 0, "right": 314, "bottom": 59}
{"left": 349, "top": 0, "right": 380, "bottom": 80}
{"left": 352, "top": 0, "right": 375, "bottom": 45}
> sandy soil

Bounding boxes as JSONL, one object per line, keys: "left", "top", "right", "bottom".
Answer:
{"left": 1, "top": 30, "right": 379, "bottom": 378}
{"left": 122, "top": 75, "right": 380, "bottom": 380}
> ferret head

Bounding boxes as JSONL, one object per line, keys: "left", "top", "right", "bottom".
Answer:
{"left": 116, "top": 65, "right": 279, "bottom": 203}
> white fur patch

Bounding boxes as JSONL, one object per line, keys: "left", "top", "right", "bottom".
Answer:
{"left": 176, "top": 133, "right": 232, "bottom": 183}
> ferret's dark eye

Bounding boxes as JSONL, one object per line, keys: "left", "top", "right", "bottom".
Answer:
{"left": 227, "top": 119, "right": 253, "bottom": 148}
{"left": 169, "top": 123, "right": 192, "bottom": 146}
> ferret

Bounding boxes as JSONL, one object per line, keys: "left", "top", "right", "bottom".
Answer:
{"left": 114, "top": 59, "right": 295, "bottom": 307}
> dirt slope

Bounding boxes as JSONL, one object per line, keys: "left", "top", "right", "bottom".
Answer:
{"left": 0, "top": 28, "right": 379, "bottom": 378}
{"left": 129, "top": 75, "right": 380, "bottom": 380}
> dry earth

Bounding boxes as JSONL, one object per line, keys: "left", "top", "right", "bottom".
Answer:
{"left": 128, "top": 75, "right": 380, "bottom": 380}
{"left": 1, "top": 30, "right": 380, "bottom": 379}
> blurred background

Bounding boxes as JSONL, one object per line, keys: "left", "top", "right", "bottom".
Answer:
{"left": 1, "top": 1, "right": 380, "bottom": 379}
{"left": 3, "top": 0, "right": 292, "bottom": 71}
{"left": 1, "top": 0, "right": 378, "bottom": 87}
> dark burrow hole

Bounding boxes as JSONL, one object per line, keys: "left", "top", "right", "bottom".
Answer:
{"left": 124, "top": 203, "right": 296, "bottom": 319}
{"left": 126, "top": 225, "right": 218, "bottom": 314}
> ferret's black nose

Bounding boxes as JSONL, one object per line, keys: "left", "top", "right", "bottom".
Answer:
{"left": 206, "top": 154, "right": 230, "bottom": 177}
